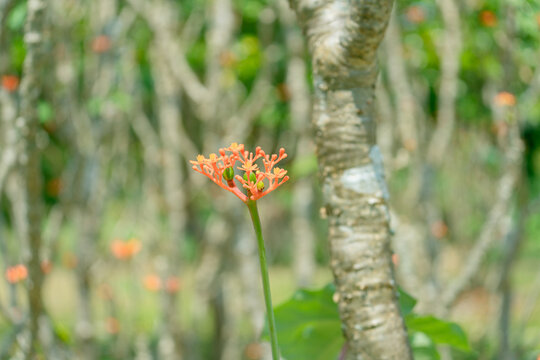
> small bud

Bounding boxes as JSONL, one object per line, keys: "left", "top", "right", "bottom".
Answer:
{"left": 243, "top": 172, "right": 257, "bottom": 183}
{"left": 223, "top": 167, "right": 234, "bottom": 181}
{"left": 257, "top": 181, "right": 265, "bottom": 191}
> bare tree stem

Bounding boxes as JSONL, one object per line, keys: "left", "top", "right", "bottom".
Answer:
{"left": 19, "top": 0, "right": 47, "bottom": 357}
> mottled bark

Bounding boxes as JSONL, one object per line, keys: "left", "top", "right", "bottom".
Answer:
{"left": 290, "top": 0, "right": 412, "bottom": 358}
{"left": 19, "top": 0, "right": 47, "bottom": 358}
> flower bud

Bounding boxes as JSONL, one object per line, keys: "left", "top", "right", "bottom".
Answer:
{"left": 243, "top": 172, "right": 257, "bottom": 183}
{"left": 256, "top": 181, "right": 265, "bottom": 191}
{"left": 223, "top": 167, "right": 234, "bottom": 181}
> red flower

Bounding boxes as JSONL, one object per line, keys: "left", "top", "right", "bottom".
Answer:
{"left": 2, "top": 75, "right": 19, "bottom": 92}
{"left": 165, "top": 276, "right": 181, "bottom": 293}
{"left": 5, "top": 264, "right": 28, "bottom": 284}
{"left": 494, "top": 92, "right": 516, "bottom": 107}
{"left": 142, "top": 274, "right": 162, "bottom": 292}
{"left": 406, "top": 6, "right": 425, "bottom": 24}
{"left": 191, "top": 143, "right": 289, "bottom": 202}
{"left": 110, "top": 238, "right": 141, "bottom": 260}
{"left": 92, "top": 35, "right": 111, "bottom": 54}
{"left": 479, "top": 10, "right": 497, "bottom": 27}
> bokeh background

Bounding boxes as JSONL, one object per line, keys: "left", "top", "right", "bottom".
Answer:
{"left": 0, "top": 0, "right": 540, "bottom": 359}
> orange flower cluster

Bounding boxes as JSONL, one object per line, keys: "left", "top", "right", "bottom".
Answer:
{"left": 479, "top": 10, "right": 497, "bottom": 27}
{"left": 1, "top": 75, "right": 19, "bottom": 92}
{"left": 166, "top": 276, "right": 181, "bottom": 293}
{"left": 406, "top": 6, "right": 425, "bottom": 24}
{"left": 190, "top": 143, "right": 289, "bottom": 202}
{"left": 142, "top": 274, "right": 181, "bottom": 293}
{"left": 143, "top": 274, "right": 161, "bottom": 292}
{"left": 110, "top": 238, "right": 141, "bottom": 260}
{"left": 5, "top": 264, "right": 28, "bottom": 284}
{"left": 494, "top": 91, "right": 516, "bottom": 107}
{"left": 92, "top": 35, "right": 111, "bottom": 54}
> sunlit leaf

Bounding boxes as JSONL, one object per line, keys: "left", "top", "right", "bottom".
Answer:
{"left": 263, "top": 284, "right": 343, "bottom": 360}
{"left": 38, "top": 101, "right": 53, "bottom": 123}
{"left": 8, "top": 3, "right": 27, "bottom": 30}
{"left": 405, "top": 314, "right": 471, "bottom": 352}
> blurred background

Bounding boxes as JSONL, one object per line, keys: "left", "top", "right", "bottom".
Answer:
{"left": 0, "top": 0, "right": 540, "bottom": 359}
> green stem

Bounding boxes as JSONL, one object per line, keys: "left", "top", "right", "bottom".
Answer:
{"left": 246, "top": 199, "right": 280, "bottom": 360}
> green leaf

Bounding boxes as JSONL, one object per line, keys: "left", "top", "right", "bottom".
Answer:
{"left": 413, "top": 346, "right": 441, "bottom": 360}
{"left": 264, "top": 284, "right": 343, "bottom": 360}
{"left": 398, "top": 287, "right": 417, "bottom": 316}
{"left": 8, "top": 3, "right": 27, "bottom": 31}
{"left": 38, "top": 101, "right": 53, "bottom": 123}
{"left": 410, "top": 332, "right": 440, "bottom": 360}
{"left": 110, "top": 91, "right": 132, "bottom": 112}
{"left": 87, "top": 97, "right": 104, "bottom": 116}
{"left": 405, "top": 314, "right": 471, "bottom": 352}
{"left": 10, "top": 37, "right": 26, "bottom": 71}
{"left": 53, "top": 322, "right": 72, "bottom": 344}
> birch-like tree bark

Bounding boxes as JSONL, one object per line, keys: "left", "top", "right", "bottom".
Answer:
{"left": 289, "top": 1, "right": 412, "bottom": 358}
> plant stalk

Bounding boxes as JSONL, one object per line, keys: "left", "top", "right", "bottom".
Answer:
{"left": 246, "top": 199, "right": 280, "bottom": 360}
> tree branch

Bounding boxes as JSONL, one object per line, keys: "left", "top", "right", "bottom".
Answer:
{"left": 441, "top": 112, "right": 523, "bottom": 310}
{"left": 427, "top": 0, "right": 462, "bottom": 164}
{"left": 18, "top": 0, "right": 48, "bottom": 357}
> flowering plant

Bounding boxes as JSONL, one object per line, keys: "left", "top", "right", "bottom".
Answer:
{"left": 191, "top": 143, "right": 288, "bottom": 360}
{"left": 190, "top": 143, "right": 289, "bottom": 202}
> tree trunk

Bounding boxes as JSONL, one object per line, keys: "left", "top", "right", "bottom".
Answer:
{"left": 290, "top": 1, "right": 412, "bottom": 358}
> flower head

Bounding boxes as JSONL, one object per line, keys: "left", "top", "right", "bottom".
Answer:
{"left": 479, "top": 10, "right": 497, "bottom": 27}
{"left": 166, "top": 276, "right": 181, "bottom": 293}
{"left": 191, "top": 143, "right": 289, "bottom": 202}
{"left": 494, "top": 91, "right": 516, "bottom": 107}
{"left": 2, "top": 75, "right": 19, "bottom": 92}
{"left": 142, "top": 274, "right": 162, "bottom": 292}
{"left": 5, "top": 264, "right": 28, "bottom": 284}
{"left": 92, "top": 35, "right": 112, "bottom": 54}
{"left": 110, "top": 238, "right": 142, "bottom": 260}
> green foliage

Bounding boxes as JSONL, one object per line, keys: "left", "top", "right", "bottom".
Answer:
{"left": 38, "top": 101, "right": 53, "bottom": 123}
{"left": 10, "top": 37, "right": 26, "bottom": 71}
{"left": 7, "top": 2, "right": 27, "bottom": 30}
{"left": 263, "top": 284, "right": 343, "bottom": 360}
{"left": 406, "top": 315, "right": 470, "bottom": 352}
{"left": 266, "top": 284, "right": 471, "bottom": 360}
{"left": 398, "top": 287, "right": 417, "bottom": 316}
{"left": 233, "top": 35, "right": 263, "bottom": 82}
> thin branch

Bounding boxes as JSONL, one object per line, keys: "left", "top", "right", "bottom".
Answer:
{"left": 441, "top": 117, "right": 522, "bottom": 310}
{"left": 383, "top": 10, "right": 421, "bottom": 153}
{"left": 127, "top": 0, "right": 209, "bottom": 105}
{"left": 18, "top": 0, "right": 48, "bottom": 357}
{"left": 225, "top": 67, "right": 273, "bottom": 144}
{"left": 427, "top": 0, "right": 462, "bottom": 164}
